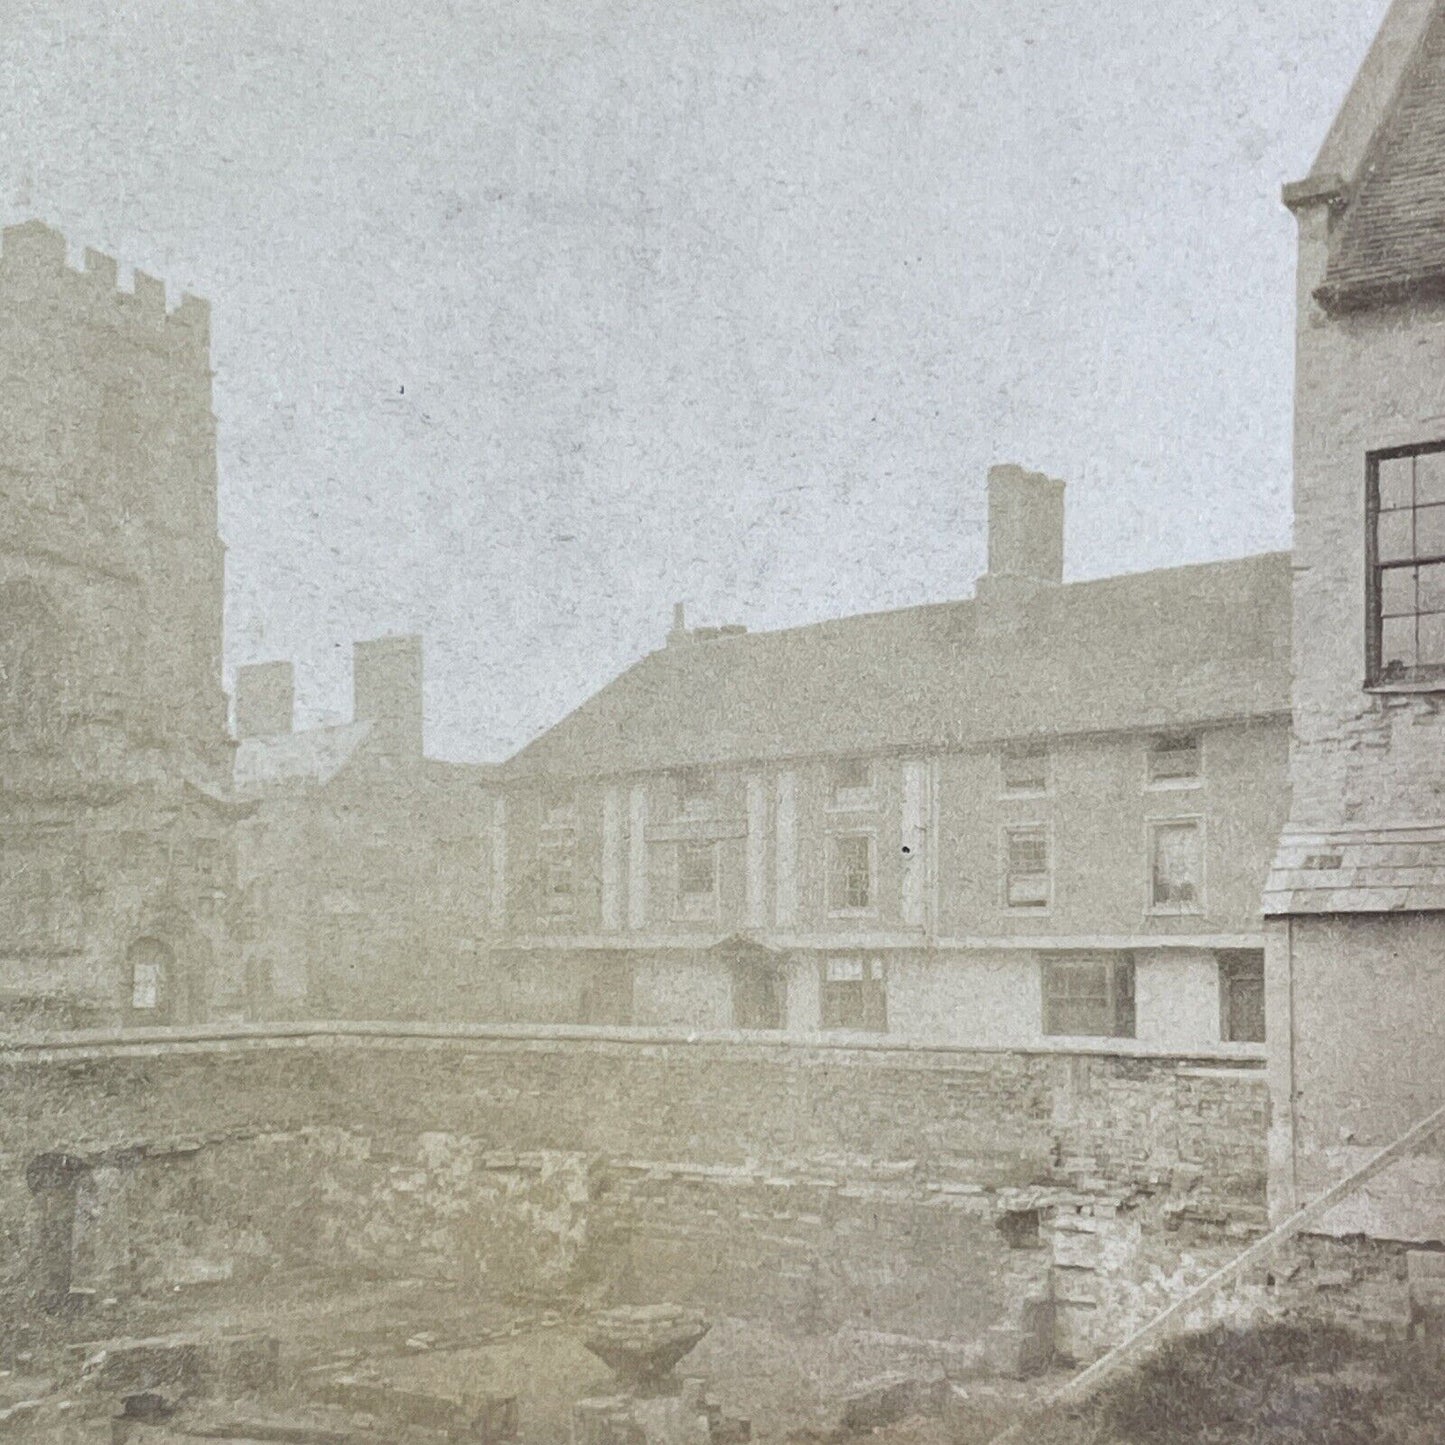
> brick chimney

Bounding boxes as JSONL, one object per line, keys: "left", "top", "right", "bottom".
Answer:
{"left": 352, "top": 634, "right": 424, "bottom": 759}
{"left": 975, "top": 465, "right": 1066, "bottom": 623}
{"left": 234, "top": 661, "right": 294, "bottom": 739}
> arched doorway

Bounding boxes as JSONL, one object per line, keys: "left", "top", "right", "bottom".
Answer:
{"left": 124, "top": 937, "right": 178, "bottom": 1025}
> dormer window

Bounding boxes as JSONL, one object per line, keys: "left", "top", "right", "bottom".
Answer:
{"left": 828, "top": 757, "right": 876, "bottom": 809}
{"left": 676, "top": 767, "right": 716, "bottom": 818}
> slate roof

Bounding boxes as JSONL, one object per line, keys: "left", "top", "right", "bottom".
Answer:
{"left": 1316, "top": 0, "right": 1445, "bottom": 312}
{"left": 504, "top": 552, "right": 1292, "bottom": 780}
{"left": 233, "top": 721, "right": 373, "bottom": 793}
{"left": 1264, "top": 824, "right": 1445, "bottom": 914}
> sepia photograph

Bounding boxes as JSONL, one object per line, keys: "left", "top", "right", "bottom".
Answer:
{"left": 2, "top": 0, "right": 1445, "bottom": 1439}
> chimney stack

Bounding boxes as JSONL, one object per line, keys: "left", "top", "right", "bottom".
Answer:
{"left": 352, "top": 634, "right": 424, "bottom": 760}
{"left": 976, "top": 465, "right": 1065, "bottom": 622}
{"left": 234, "top": 661, "right": 294, "bottom": 739}
{"left": 667, "top": 601, "right": 689, "bottom": 647}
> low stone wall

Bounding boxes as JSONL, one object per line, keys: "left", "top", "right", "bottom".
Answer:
{"left": 0, "top": 1025, "right": 1269, "bottom": 1355}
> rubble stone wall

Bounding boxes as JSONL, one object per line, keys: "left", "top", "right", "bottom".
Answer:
{"left": 0, "top": 1028, "right": 1268, "bottom": 1348}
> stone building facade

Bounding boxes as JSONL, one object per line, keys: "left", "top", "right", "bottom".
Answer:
{"left": 232, "top": 633, "right": 496, "bottom": 1019}
{"left": 487, "top": 465, "right": 1290, "bottom": 1056}
{"left": 1265, "top": 0, "right": 1445, "bottom": 1230}
{"left": 0, "top": 220, "right": 243, "bottom": 1030}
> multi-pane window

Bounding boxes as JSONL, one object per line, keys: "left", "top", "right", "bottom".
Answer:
{"left": 1147, "top": 734, "right": 1201, "bottom": 785}
{"left": 1042, "top": 953, "right": 1135, "bottom": 1038}
{"left": 828, "top": 832, "right": 875, "bottom": 912}
{"left": 828, "top": 757, "right": 876, "bottom": 808}
{"left": 820, "top": 955, "right": 887, "bottom": 1032}
{"left": 1219, "top": 949, "right": 1265, "bottom": 1044}
{"left": 1368, "top": 442, "right": 1445, "bottom": 684}
{"left": 1002, "top": 743, "right": 1049, "bottom": 795}
{"left": 1149, "top": 819, "right": 1203, "bottom": 913}
{"left": 676, "top": 768, "right": 716, "bottom": 818}
{"left": 1004, "top": 826, "right": 1051, "bottom": 910}
{"left": 675, "top": 840, "right": 718, "bottom": 920}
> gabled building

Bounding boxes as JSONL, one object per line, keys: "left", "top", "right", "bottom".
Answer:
{"left": 1267, "top": 0, "right": 1445, "bottom": 1228}
{"left": 488, "top": 466, "right": 1291, "bottom": 1053}
{"left": 232, "top": 634, "right": 497, "bottom": 1019}
{"left": 0, "top": 221, "right": 245, "bottom": 1030}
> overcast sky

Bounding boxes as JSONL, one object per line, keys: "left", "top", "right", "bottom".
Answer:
{"left": 3, "top": 0, "right": 1385, "bottom": 760}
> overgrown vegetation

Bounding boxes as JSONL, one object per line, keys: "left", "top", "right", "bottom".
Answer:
{"left": 1031, "top": 1322, "right": 1445, "bottom": 1445}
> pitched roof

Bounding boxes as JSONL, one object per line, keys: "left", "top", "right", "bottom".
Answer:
{"left": 503, "top": 552, "right": 1291, "bottom": 780}
{"left": 1264, "top": 824, "right": 1445, "bottom": 914}
{"left": 233, "top": 721, "right": 372, "bottom": 793}
{"left": 1316, "top": 1, "right": 1445, "bottom": 312}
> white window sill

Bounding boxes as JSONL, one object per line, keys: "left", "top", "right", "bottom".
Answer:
{"left": 1365, "top": 680, "right": 1445, "bottom": 695}
{"left": 1146, "top": 906, "right": 1205, "bottom": 919}
{"left": 1145, "top": 778, "right": 1202, "bottom": 791}
{"left": 827, "top": 908, "right": 880, "bottom": 920}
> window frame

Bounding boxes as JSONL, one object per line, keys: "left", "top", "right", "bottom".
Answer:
{"left": 1040, "top": 952, "right": 1136, "bottom": 1039}
{"left": 1000, "top": 743, "right": 1050, "bottom": 797}
{"left": 1145, "top": 732, "right": 1203, "bottom": 789}
{"left": 1002, "top": 823, "right": 1052, "bottom": 913}
{"left": 674, "top": 838, "right": 720, "bottom": 922}
{"left": 539, "top": 837, "right": 577, "bottom": 917}
{"left": 541, "top": 787, "right": 578, "bottom": 832}
{"left": 1218, "top": 949, "right": 1266, "bottom": 1044}
{"left": 674, "top": 767, "right": 717, "bottom": 820}
{"left": 819, "top": 954, "right": 888, "bottom": 1032}
{"left": 1146, "top": 815, "right": 1206, "bottom": 916}
{"left": 1366, "top": 440, "right": 1445, "bottom": 688}
{"left": 827, "top": 756, "right": 878, "bottom": 811}
{"left": 826, "top": 829, "right": 878, "bottom": 917}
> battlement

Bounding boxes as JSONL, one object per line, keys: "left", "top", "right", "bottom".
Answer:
{"left": 0, "top": 219, "right": 211, "bottom": 353}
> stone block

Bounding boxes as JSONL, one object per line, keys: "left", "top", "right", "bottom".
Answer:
{"left": 838, "top": 1374, "right": 923, "bottom": 1431}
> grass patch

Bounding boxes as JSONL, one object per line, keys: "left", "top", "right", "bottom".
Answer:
{"left": 1031, "top": 1321, "right": 1445, "bottom": 1445}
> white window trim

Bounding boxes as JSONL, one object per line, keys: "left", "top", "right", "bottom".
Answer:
{"left": 1001, "top": 821, "right": 1053, "bottom": 915}
{"left": 1145, "top": 814, "right": 1206, "bottom": 917}
{"left": 1144, "top": 732, "right": 1205, "bottom": 791}
{"left": 675, "top": 768, "right": 720, "bottom": 821}
{"left": 826, "top": 828, "right": 879, "bottom": 918}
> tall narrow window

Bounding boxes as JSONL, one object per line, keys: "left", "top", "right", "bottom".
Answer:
{"left": 1219, "top": 950, "right": 1265, "bottom": 1043}
{"left": 1004, "top": 826, "right": 1051, "bottom": 910}
{"left": 1149, "top": 819, "right": 1203, "bottom": 913}
{"left": 675, "top": 840, "right": 718, "bottom": 920}
{"left": 1369, "top": 442, "right": 1445, "bottom": 684}
{"left": 828, "top": 832, "right": 875, "bottom": 913}
{"left": 1042, "top": 953, "right": 1135, "bottom": 1038}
